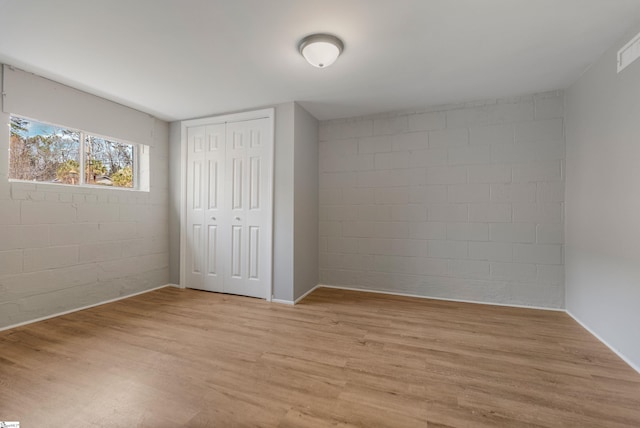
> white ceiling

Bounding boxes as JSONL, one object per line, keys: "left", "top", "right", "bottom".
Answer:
{"left": 1, "top": 0, "right": 639, "bottom": 122}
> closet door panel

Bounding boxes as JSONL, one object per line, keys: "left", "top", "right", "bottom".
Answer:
{"left": 223, "top": 118, "right": 272, "bottom": 298}
{"left": 203, "top": 124, "right": 226, "bottom": 292}
{"left": 185, "top": 126, "right": 206, "bottom": 290}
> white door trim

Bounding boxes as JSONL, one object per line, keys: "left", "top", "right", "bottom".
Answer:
{"left": 180, "top": 108, "right": 275, "bottom": 301}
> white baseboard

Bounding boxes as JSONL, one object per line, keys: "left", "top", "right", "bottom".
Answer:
{"left": 271, "top": 298, "right": 294, "bottom": 305}
{"left": 0, "top": 284, "right": 170, "bottom": 333}
{"left": 295, "top": 284, "right": 320, "bottom": 304}
{"left": 318, "top": 284, "right": 565, "bottom": 312}
{"left": 566, "top": 310, "right": 640, "bottom": 374}
{"left": 273, "top": 283, "right": 565, "bottom": 311}
{"left": 271, "top": 284, "right": 321, "bottom": 306}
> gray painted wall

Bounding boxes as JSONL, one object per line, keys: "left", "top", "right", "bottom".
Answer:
{"left": 565, "top": 22, "right": 640, "bottom": 370}
{"left": 293, "top": 103, "right": 319, "bottom": 300}
{"left": 0, "top": 66, "right": 170, "bottom": 328}
{"left": 318, "top": 93, "right": 565, "bottom": 308}
{"left": 168, "top": 121, "right": 181, "bottom": 285}
{"left": 273, "top": 102, "right": 295, "bottom": 301}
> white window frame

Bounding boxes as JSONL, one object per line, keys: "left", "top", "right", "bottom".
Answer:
{"left": 8, "top": 114, "right": 142, "bottom": 191}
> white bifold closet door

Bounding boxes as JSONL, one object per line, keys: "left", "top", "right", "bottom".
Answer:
{"left": 185, "top": 117, "right": 272, "bottom": 299}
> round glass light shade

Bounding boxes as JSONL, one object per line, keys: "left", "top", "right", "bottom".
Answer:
{"left": 299, "top": 34, "right": 344, "bottom": 68}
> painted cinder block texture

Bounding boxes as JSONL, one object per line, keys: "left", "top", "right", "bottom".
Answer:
{"left": 319, "top": 91, "right": 565, "bottom": 308}
{"left": 0, "top": 118, "right": 170, "bottom": 328}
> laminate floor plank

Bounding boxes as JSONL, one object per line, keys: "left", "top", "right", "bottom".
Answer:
{"left": 1, "top": 286, "right": 639, "bottom": 427}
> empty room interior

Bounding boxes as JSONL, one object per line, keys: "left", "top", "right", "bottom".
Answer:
{"left": 1, "top": 0, "right": 640, "bottom": 426}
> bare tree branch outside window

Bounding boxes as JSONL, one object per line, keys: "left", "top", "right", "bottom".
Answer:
{"left": 9, "top": 116, "right": 135, "bottom": 188}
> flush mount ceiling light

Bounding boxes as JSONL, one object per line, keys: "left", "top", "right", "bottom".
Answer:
{"left": 298, "top": 34, "right": 344, "bottom": 68}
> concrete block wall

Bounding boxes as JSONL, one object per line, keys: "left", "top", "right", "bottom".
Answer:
{"left": 319, "top": 91, "right": 565, "bottom": 308}
{"left": 0, "top": 117, "right": 170, "bottom": 328}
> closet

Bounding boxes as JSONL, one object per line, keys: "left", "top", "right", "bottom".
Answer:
{"left": 181, "top": 110, "right": 274, "bottom": 299}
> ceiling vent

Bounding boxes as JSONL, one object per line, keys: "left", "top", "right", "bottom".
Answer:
{"left": 617, "top": 31, "right": 640, "bottom": 73}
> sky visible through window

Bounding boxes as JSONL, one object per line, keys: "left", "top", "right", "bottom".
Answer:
{"left": 15, "top": 120, "right": 73, "bottom": 139}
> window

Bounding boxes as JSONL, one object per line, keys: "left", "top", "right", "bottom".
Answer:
{"left": 9, "top": 115, "right": 139, "bottom": 189}
{"left": 85, "top": 135, "right": 134, "bottom": 188}
{"left": 9, "top": 116, "right": 81, "bottom": 184}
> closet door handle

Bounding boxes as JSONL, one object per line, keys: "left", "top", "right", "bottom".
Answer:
{"left": 211, "top": 217, "right": 216, "bottom": 221}
{"left": 235, "top": 217, "right": 241, "bottom": 221}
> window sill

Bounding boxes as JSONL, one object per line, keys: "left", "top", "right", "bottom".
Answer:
{"left": 9, "top": 179, "right": 149, "bottom": 193}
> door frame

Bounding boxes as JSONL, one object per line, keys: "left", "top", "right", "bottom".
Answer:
{"left": 179, "top": 108, "right": 275, "bottom": 301}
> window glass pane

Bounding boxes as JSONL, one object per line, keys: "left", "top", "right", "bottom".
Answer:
{"left": 85, "top": 135, "right": 134, "bottom": 188}
{"left": 9, "top": 116, "right": 81, "bottom": 184}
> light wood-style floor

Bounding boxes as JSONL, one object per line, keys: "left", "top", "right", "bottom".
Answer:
{"left": 1, "top": 287, "right": 639, "bottom": 427}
